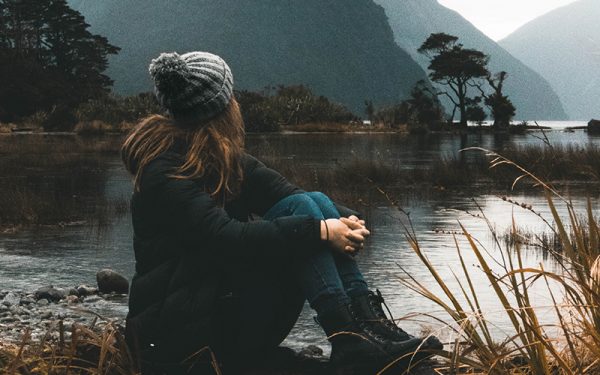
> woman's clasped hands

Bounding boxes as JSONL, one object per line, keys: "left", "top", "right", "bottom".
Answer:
{"left": 320, "top": 215, "right": 370, "bottom": 256}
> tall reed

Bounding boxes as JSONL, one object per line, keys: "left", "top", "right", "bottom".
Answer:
{"left": 397, "top": 148, "right": 600, "bottom": 374}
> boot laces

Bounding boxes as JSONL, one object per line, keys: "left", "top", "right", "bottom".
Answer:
{"left": 372, "top": 289, "right": 410, "bottom": 336}
{"left": 349, "top": 302, "right": 386, "bottom": 344}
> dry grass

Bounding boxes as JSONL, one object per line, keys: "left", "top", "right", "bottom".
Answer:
{"left": 397, "top": 148, "right": 600, "bottom": 374}
{"left": 0, "top": 322, "right": 138, "bottom": 375}
{"left": 0, "top": 123, "right": 16, "bottom": 133}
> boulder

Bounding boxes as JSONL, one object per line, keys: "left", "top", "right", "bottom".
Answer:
{"left": 588, "top": 119, "right": 600, "bottom": 134}
{"left": 34, "top": 286, "right": 66, "bottom": 302}
{"left": 96, "top": 269, "right": 129, "bottom": 294}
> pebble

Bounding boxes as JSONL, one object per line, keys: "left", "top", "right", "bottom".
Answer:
{"left": 77, "top": 285, "right": 98, "bottom": 296}
{"left": 37, "top": 299, "right": 49, "bottom": 306}
{"left": 66, "top": 295, "right": 80, "bottom": 304}
{"left": 2, "top": 292, "right": 21, "bottom": 306}
{"left": 20, "top": 297, "right": 35, "bottom": 305}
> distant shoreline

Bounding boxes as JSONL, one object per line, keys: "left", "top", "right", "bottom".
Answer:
{"left": 0, "top": 121, "right": 591, "bottom": 136}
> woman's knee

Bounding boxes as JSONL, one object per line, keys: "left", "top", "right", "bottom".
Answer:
{"left": 305, "top": 191, "right": 339, "bottom": 219}
{"left": 283, "top": 193, "right": 323, "bottom": 217}
{"left": 305, "top": 191, "right": 330, "bottom": 204}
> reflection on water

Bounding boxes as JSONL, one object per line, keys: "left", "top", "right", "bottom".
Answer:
{"left": 1, "top": 128, "right": 599, "bottom": 351}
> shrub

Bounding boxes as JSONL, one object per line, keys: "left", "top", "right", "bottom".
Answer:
{"left": 75, "top": 93, "right": 162, "bottom": 126}
{"left": 235, "top": 85, "right": 355, "bottom": 132}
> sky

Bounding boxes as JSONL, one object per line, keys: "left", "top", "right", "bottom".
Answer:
{"left": 437, "top": 0, "right": 580, "bottom": 41}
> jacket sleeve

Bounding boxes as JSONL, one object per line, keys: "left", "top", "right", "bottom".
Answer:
{"left": 140, "top": 154, "right": 322, "bottom": 260}
{"left": 241, "top": 154, "right": 304, "bottom": 216}
{"left": 242, "top": 154, "right": 362, "bottom": 218}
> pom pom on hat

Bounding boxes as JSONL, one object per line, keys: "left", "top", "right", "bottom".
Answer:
{"left": 148, "top": 51, "right": 234, "bottom": 123}
{"left": 149, "top": 52, "right": 190, "bottom": 96}
{"left": 149, "top": 52, "right": 189, "bottom": 81}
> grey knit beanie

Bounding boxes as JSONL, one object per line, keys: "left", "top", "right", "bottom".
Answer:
{"left": 149, "top": 51, "right": 234, "bottom": 123}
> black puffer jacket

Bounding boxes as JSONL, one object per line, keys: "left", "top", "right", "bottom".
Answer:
{"left": 125, "top": 149, "right": 357, "bottom": 362}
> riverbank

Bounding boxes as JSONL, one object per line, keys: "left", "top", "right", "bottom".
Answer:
{"left": 0, "top": 269, "right": 130, "bottom": 342}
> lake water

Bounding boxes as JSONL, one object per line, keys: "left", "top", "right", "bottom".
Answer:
{"left": 1, "top": 123, "right": 598, "bottom": 352}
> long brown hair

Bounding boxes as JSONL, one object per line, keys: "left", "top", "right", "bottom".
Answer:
{"left": 122, "top": 98, "right": 245, "bottom": 203}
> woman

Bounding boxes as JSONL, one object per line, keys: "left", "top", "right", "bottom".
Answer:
{"left": 122, "top": 51, "right": 440, "bottom": 373}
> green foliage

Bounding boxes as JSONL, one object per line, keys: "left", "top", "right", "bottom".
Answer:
{"left": 0, "top": 0, "right": 119, "bottom": 123}
{"left": 235, "top": 85, "right": 355, "bottom": 132}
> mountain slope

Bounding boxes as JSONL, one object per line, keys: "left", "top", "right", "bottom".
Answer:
{"left": 500, "top": 0, "right": 600, "bottom": 120}
{"left": 373, "top": 0, "right": 568, "bottom": 120}
{"left": 68, "top": 0, "right": 429, "bottom": 114}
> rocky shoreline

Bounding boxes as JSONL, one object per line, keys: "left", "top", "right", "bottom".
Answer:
{"left": 0, "top": 269, "right": 129, "bottom": 343}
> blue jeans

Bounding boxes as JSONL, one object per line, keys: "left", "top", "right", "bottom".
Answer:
{"left": 263, "top": 192, "right": 369, "bottom": 315}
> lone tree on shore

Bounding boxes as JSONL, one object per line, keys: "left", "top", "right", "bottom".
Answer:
{"left": 418, "top": 33, "right": 489, "bottom": 128}
{"left": 0, "top": 0, "right": 119, "bottom": 123}
{"left": 481, "top": 72, "right": 516, "bottom": 129}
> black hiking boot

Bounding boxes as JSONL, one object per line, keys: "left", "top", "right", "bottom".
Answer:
{"left": 350, "top": 290, "right": 444, "bottom": 361}
{"left": 316, "top": 303, "right": 425, "bottom": 371}
{"left": 350, "top": 290, "right": 415, "bottom": 342}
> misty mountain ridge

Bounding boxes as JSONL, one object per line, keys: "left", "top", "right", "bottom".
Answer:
{"left": 373, "top": 0, "right": 568, "bottom": 120}
{"left": 500, "top": 0, "right": 600, "bottom": 120}
{"left": 68, "top": 0, "right": 429, "bottom": 114}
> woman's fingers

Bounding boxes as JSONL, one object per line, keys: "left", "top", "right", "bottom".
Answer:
{"left": 346, "top": 216, "right": 367, "bottom": 227}
{"left": 324, "top": 218, "right": 369, "bottom": 255}
{"left": 341, "top": 217, "right": 361, "bottom": 229}
{"left": 340, "top": 218, "right": 370, "bottom": 236}
{"left": 344, "top": 241, "right": 365, "bottom": 255}
{"left": 346, "top": 230, "right": 365, "bottom": 244}
{"left": 344, "top": 245, "right": 357, "bottom": 255}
